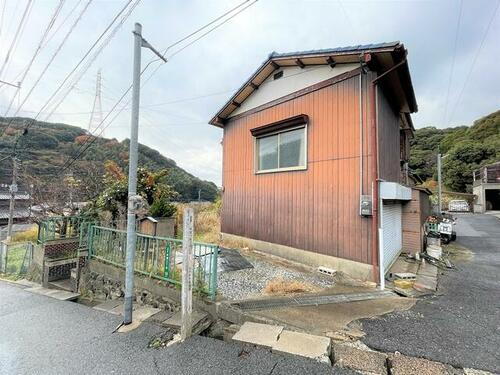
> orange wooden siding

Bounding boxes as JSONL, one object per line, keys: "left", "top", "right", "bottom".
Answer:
{"left": 221, "top": 73, "right": 376, "bottom": 265}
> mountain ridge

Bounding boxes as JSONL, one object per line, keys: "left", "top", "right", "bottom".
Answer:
{"left": 0, "top": 116, "right": 219, "bottom": 201}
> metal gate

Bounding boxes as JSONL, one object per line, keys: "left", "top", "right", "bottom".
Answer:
{"left": 381, "top": 202, "right": 402, "bottom": 271}
{"left": 0, "top": 241, "right": 34, "bottom": 276}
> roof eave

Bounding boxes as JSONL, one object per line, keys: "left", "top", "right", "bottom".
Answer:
{"left": 209, "top": 42, "right": 418, "bottom": 126}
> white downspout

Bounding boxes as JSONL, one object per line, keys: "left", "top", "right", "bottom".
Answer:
{"left": 378, "top": 192, "right": 385, "bottom": 290}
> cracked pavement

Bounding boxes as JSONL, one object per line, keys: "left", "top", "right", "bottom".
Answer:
{"left": 360, "top": 213, "right": 500, "bottom": 373}
{"left": 0, "top": 281, "right": 358, "bottom": 374}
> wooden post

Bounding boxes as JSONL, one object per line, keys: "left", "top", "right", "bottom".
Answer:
{"left": 181, "top": 208, "right": 194, "bottom": 341}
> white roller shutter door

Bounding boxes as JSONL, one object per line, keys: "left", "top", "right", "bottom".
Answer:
{"left": 381, "top": 202, "right": 402, "bottom": 271}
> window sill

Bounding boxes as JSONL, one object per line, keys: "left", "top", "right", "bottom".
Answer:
{"left": 255, "top": 166, "right": 307, "bottom": 175}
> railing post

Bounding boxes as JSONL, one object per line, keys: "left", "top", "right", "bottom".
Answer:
{"left": 87, "top": 226, "right": 94, "bottom": 261}
{"left": 210, "top": 246, "right": 219, "bottom": 301}
{"left": 164, "top": 242, "right": 171, "bottom": 279}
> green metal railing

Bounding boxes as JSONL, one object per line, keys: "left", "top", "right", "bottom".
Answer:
{"left": 38, "top": 216, "right": 95, "bottom": 244}
{"left": 87, "top": 225, "right": 219, "bottom": 300}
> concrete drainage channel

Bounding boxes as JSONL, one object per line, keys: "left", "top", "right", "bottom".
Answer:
{"left": 231, "top": 290, "right": 396, "bottom": 310}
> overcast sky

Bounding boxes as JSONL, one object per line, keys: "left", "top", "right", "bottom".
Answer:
{"left": 0, "top": 0, "right": 499, "bottom": 185}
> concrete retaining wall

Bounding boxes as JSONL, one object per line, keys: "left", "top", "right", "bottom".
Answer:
{"left": 221, "top": 233, "right": 373, "bottom": 281}
{"left": 80, "top": 259, "right": 217, "bottom": 317}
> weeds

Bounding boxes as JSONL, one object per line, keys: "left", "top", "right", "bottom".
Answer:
{"left": 263, "top": 277, "right": 315, "bottom": 295}
{"left": 11, "top": 227, "right": 38, "bottom": 243}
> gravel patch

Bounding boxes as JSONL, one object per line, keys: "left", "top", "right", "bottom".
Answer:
{"left": 218, "top": 253, "right": 335, "bottom": 300}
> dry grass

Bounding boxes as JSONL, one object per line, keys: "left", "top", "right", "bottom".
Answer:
{"left": 176, "top": 202, "right": 221, "bottom": 244}
{"left": 263, "top": 277, "right": 316, "bottom": 296}
{"left": 11, "top": 227, "right": 38, "bottom": 243}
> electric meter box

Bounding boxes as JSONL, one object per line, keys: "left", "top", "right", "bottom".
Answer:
{"left": 360, "top": 195, "right": 373, "bottom": 216}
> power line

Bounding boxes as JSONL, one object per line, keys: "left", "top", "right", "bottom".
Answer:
{"left": 8, "top": 0, "right": 94, "bottom": 120}
{"left": 58, "top": 0, "right": 259, "bottom": 175}
{"left": 3, "top": 0, "right": 67, "bottom": 116}
{"left": 0, "top": 0, "right": 7, "bottom": 48}
{"left": 42, "top": 0, "right": 83, "bottom": 49}
{"left": 442, "top": 0, "right": 463, "bottom": 126}
{"left": 4, "top": 0, "right": 138, "bottom": 146}
{"left": 448, "top": 0, "right": 500, "bottom": 124}
{"left": 43, "top": 0, "right": 141, "bottom": 121}
{"left": 0, "top": 0, "right": 34, "bottom": 79}
{"left": 167, "top": 0, "right": 259, "bottom": 60}
{"left": 162, "top": 0, "right": 253, "bottom": 56}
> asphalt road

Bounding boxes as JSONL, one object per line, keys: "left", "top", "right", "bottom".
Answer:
{"left": 0, "top": 281, "right": 358, "bottom": 375}
{"left": 361, "top": 213, "right": 500, "bottom": 373}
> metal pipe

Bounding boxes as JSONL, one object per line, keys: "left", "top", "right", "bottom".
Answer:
{"left": 359, "top": 74, "right": 363, "bottom": 210}
{"left": 370, "top": 79, "right": 379, "bottom": 283}
{"left": 369, "top": 56, "right": 408, "bottom": 285}
{"left": 123, "top": 22, "right": 142, "bottom": 325}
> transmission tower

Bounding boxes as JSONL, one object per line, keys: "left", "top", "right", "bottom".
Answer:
{"left": 87, "top": 69, "right": 104, "bottom": 136}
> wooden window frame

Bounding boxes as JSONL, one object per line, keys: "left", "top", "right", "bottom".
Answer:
{"left": 252, "top": 115, "right": 308, "bottom": 174}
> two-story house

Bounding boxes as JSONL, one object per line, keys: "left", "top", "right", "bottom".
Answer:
{"left": 209, "top": 42, "right": 418, "bottom": 283}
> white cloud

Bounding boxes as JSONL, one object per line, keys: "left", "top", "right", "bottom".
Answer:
{"left": 1, "top": 0, "right": 499, "bottom": 185}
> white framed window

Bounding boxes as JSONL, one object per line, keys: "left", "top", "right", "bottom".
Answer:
{"left": 255, "top": 126, "right": 307, "bottom": 173}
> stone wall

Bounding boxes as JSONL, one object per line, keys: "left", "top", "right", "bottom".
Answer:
{"left": 79, "top": 259, "right": 180, "bottom": 312}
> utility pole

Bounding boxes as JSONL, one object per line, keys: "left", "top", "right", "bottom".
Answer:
{"left": 67, "top": 171, "right": 74, "bottom": 209}
{"left": 123, "top": 23, "right": 167, "bottom": 325}
{"left": 7, "top": 157, "right": 18, "bottom": 242}
{"left": 437, "top": 153, "right": 442, "bottom": 214}
{"left": 198, "top": 189, "right": 201, "bottom": 202}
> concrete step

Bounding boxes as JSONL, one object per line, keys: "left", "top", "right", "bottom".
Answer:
{"left": 25, "top": 286, "right": 80, "bottom": 301}
{"left": 48, "top": 279, "right": 73, "bottom": 292}
{"left": 162, "top": 311, "right": 211, "bottom": 335}
{"left": 232, "top": 322, "right": 331, "bottom": 364}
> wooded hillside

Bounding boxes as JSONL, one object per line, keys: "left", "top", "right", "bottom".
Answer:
{"left": 409, "top": 109, "right": 500, "bottom": 192}
{"left": 0, "top": 117, "right": 219, "bottom": 201}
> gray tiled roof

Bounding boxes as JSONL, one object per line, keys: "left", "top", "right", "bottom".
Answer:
{"left": 269, "top": 42, "right": 400, "bottom": 58}
{"left": 0, "top": 193, "right": 30, "bottom": 200}
{"left": 0, "top": 208, "right": 31, "bottom": 220}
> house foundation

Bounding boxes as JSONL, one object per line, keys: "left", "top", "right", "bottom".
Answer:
{"left": 221, "top": 233, "right": 373, "bottom": 281}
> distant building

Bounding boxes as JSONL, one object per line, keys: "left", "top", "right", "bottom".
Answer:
{"left": 0, "top": 188, "right": 31, "bottom": 226}
{"left": 473, "top": 161, "right": 500, "bottom": 213}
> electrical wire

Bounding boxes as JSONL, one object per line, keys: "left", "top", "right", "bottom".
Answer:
{"left": 167, "top": 0, "right": 258, "bottom": 60}
{"left": 0, "top": 0, "right": 34, "bottom": 79}
{"left": 8, "top": 0, "right": 94, "bottom": 120}
{"left": 5, "top": 0, "right": 137, "bottom": 146}
{"left": 0, "top": 0, "right": 7, "bottom": 48}
{"left": 57, "top": 0, "right": 260, "bottom": 175}
{"left": 162, "top": 0, "right": 252, "bottom": 56}
{"left": 42, "top": 0, "right": 84, "bottom": 49}
{"left": 448, "top": 0, "right": 500, "bottom": 124}
{"left": 43, "top": 0, "right": 141, "bottom": 121}
{"left": 442, "top": 0, "right": 463, "bottom": 126}
{"left": 3, "top": 0, "right": 67, "bottom": 116}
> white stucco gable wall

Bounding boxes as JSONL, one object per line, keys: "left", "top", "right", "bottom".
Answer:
{"left": 230, "top": 63, "right": 359, "bottom": 117}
